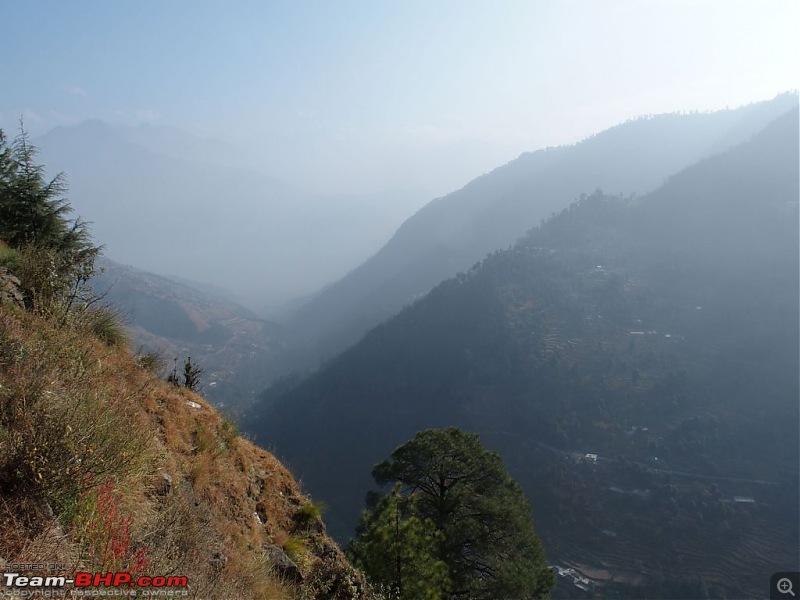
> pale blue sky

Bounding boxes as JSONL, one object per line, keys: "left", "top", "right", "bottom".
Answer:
{"left": 2, "top": 0, "right": 797, "bottom": 195}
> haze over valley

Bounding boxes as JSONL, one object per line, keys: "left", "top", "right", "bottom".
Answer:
{"left": 34, "top": 120, "right": 430, "bottom": 311}
{"left": 2, "top": 2, "right": 798, "bottom": 598}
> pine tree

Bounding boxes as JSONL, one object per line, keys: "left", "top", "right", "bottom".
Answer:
{"left": 166, "top": 357, "right": 204, "bottom": 392}
{"left": 182, "top": 356, "right": 203, "bottom": 392}
{"left": 0, "top": 124, "right": 100, "bottom": 312}
{"left": 0, "top": 125, "right": 96, "bottom": 256}
{"left": 348, "top": 485, "right": 450, "bottom": 600}
{"left": 360, "top": 427, "right": 555, "bottom": 599}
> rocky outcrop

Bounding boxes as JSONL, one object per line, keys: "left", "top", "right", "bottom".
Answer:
{"left": 263, "top": 544, "right": 303, "bottom": 583}
{"left": 0, "top": 267, "right": 24, "bottom": 308}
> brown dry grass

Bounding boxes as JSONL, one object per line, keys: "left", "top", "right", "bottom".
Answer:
{"left": 0, "top": 303, "right": 377, "bottom": 600}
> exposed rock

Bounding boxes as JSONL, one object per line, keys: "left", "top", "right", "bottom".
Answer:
{"left": 0, "top": 267, "right": 24, "bottom": 308}
{"left": 209, "top": 551, "right": 227, "bottom": 571}
{"left": 155, "top": 472, "right": 172, "bottom": 496}
{"left": 263, "top": 544, "right": 303, "bottom": 583}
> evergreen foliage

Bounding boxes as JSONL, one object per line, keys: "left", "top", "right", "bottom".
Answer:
{"left": 0, "top": 125, "right": 101, "bottom": 313}
{"left": 353, "top": 428, "right": 554, "bottom": 600}
{"left": 167, "top": 356, "right": 204, "bottom": 393}
{"left": 182, "top": 356, "right": 203, "bottom": 392}
{"left": 349, "top": 486, "right": 449, "bottom": 600}
{"left": 251, "top": 108, "right": 799, "bottom": 598}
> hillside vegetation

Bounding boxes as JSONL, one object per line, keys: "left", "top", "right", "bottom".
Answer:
{"left": 91, "top": 257, "right": 287, "bottom": 415}
{"left": 250, "top": 108, "right": 799, "bottom": 598}
{"left": 284, "top": 94, "right": 798, "bottom": 367}
{"left": 0, "top": 127, "right": 374, "bottom": 599}
{"left": 0, "top": 304, "right": 376, "bottom": 599}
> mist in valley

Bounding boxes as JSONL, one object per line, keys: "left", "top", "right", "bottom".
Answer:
{"left": 2, "top": 2, "right": 798, "bottom": 598}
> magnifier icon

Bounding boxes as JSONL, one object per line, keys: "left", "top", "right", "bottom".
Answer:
{"left": 778, "top": 578, "right": 796, "bottom": 597}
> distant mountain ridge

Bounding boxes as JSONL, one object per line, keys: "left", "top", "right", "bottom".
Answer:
{"left": 34, "top": 120, "right": 426, "bottom": 310}
{"left": 249, "top": 108, "right": 799, "bottom": 598}
{"left": 285, "top": 94, "right": 798, "bottom": 365}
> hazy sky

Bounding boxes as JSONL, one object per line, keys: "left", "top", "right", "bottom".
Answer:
{"left": 1, "top": 0, "right": 797, "bottom": 197}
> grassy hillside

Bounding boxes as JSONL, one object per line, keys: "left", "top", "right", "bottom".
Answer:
{"left": 0, "top": 301, "right": 374, "bottom": 599}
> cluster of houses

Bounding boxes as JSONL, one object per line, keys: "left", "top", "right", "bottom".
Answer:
{"left": 552, "top": 565, "right": 594, "bottom": 592}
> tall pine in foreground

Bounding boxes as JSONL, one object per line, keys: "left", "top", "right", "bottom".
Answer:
{"left": 349, "top": 427, "right": 554, "bottom": 600}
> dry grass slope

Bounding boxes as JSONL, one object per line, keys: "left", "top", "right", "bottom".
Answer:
{"left": 0, "top": 301, "right": 376, "bottom": 600}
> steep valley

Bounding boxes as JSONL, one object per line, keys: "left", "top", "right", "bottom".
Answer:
{"left": 248, "top": 108, "right": 799, "bottom": 598}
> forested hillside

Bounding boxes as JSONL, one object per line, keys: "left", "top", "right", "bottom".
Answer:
{"left": 250, "top": 108, "right": 799, "bottom": 598}
{"left": 284, "top": 94, "right": 798, "bottom": 366}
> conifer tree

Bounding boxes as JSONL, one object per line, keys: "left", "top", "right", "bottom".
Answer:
{"left": 182, "top": 356, "right": 203, "bottom": 392}
{"left": 0, "top": 126, "right": 96, "bottom": 257}
{"left": 348, "top": 485, "right": 450, "bottom": 600}
{"left": 0, "top": 125, "right": 100, "bottom": 312}
{"left": 355, "top": 427, "right": 555, "bottom": 600}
